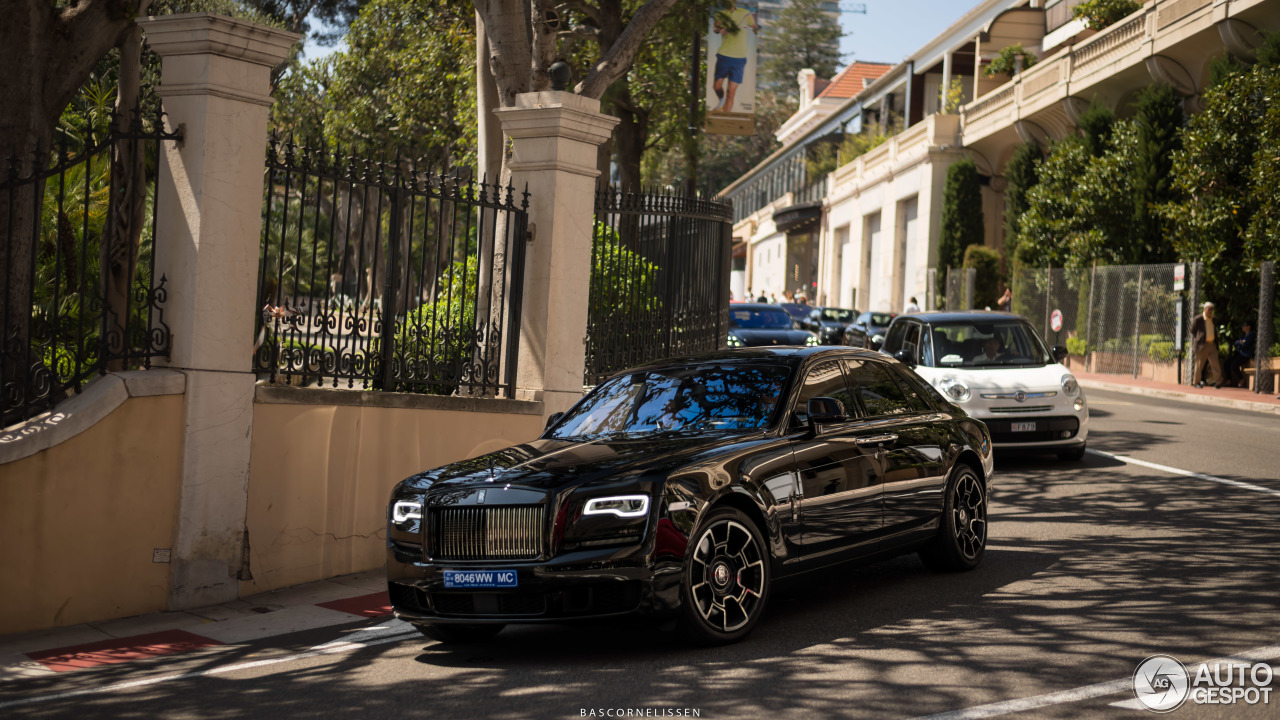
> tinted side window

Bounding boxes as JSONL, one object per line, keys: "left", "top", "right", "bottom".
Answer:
{"left": 792, "top": 360, "right": 855, "bottom": 427}
{"left": 844, "top": 360, "right": 912, "bottom": 417}
{"left": 888, "top": 364, "right": 933, "bottom": 413}
{"left": 884, "top": 321, "right": 907, "bottom": 353}
{"left": 900, "top": 322, "right": 922, "bottom": 362}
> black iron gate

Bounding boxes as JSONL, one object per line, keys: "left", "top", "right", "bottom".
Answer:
{"left": 1, "top": 107, "right": 177, "bottom": 426}
{"left": 255, "top": 136, "right": 529, "bottom": 397}
{"left": 585, "top": 186, "right": 733, "bottom": 386}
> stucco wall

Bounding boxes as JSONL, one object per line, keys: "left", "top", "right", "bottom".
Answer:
{"left": 0, "top": 394, "right": 184, "bottom": 635}
{"left": 244, "top": 388, "right": 544, "bottom": 595}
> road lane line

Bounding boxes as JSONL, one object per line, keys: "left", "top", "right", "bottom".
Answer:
{"left": 915, "top": 643, "right": 1280, "bottom": 720}
{"left": 1087, "top": 449, "right": 1280, "bottom": 499}
{"left": 0, "top": 628, "right": 420, "bottom": 711}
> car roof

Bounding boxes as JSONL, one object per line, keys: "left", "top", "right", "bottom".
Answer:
{"left": 897, "top": 310, "right": 1026, "bottom": 322}
{"left": 624, "top": 346, "right": 885, "bottom": 373}
{"left": 731, "top": 303, "right": 788, "bottom": 311}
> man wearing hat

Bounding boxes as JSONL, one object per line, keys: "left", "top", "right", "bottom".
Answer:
{"left": 1190, "top": 301, "right": 1224, "bottom": 388}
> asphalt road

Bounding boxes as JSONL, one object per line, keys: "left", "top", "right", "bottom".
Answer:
{"left": 3, "top": 388, "right": 1278, "bottom": 719}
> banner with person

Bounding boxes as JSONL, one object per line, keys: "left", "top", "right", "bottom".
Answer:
{"left": 705, "top": 1, "right": 759, "bottom": 136}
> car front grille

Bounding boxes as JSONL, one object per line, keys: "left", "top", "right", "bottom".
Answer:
{"left": 431, "top": 506, "right": 544, "bottom": 560}
{"left": 988, "top": 415, "right": 1080, "bottom": 444}
{"left": 988, "top": 405, "right": 1054, "bottom": 414}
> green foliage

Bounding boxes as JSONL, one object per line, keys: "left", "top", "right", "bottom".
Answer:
{"left": 396, "top": 260, "right": 478, "bottom": 393}
{"left": 1130, "top": 83, "right": 1182, "bottom": 265}
{"left": 270, "top": 0, "right": 476, "bottom": 167}
{"left": 984, "top": 44, "right": 1037, "bottom": 78}
{"left": 1001, "top": 142, "right": 1040, "bottom": 269}
{"left": 589, "top": 221, "right": 661, "bottom": 319}
{"left": 1147, "top": 340, "right": 1178, "bottom": 362}
{"left": 758, "top": 0, "right": 843, "bottom": 96}
{"left": 937, "top": 159, "right": 984, "bottom": 297}
{"left": 1015, "top": 123, "right": 1140, "bottom": 269}
{"left": 1066, "top": 336, "right": 1089, "bottom": 356}
{"left": 1161, "top": 59, "right": 1280, "bottom": 329}
{"left": 939, "top": 78, "right": 966, "bottom": 114}
{"left": 1078, "top": 100, "right": 1116, "bottom": 157}
{"left": 1072, "top": 0, "right": 1141, "bottom": 30}
{"left": 962, "top": 244, "right": 1004, "bottom": 309}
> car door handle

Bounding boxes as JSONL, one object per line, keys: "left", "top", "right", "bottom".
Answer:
{"left": 856, "top": 434, "right": 898, "bottom": 447}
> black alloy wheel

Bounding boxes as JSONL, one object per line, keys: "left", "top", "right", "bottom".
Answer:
{"left": 920, "top": 464, "right": 987, "bottom": 572}
{"left": 414, "top": 623, "right": 505, "bottom": 644}
{"left": 678, "top": 506, "right": 770, "bottom": 645}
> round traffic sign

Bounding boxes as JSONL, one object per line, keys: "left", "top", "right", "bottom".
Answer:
{"left": 1050, "top": 309, "right": 1063, "bottom": 332}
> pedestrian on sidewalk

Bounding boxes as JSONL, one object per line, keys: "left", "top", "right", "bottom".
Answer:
{"left": 1224, "top": 320, "right": 1257, "bottom": 388}
{"left": 1190, "top": 301, "right": 1224, "bottom": 388}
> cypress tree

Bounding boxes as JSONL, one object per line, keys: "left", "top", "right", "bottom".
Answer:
{"left": 937, "top": 159, "right": 985, "bottom": 298}
{"left": 1078, "top": 100, "right": 1115, "bottom": 157}
{"left": 1002, "top": 142, "right": 1041, "bottom": 270}
{"left": 758, "top": 0, "right": 843, "bottom": 96}
{"left": 1131, "top": 82, "right": 1182, "bottom": 264}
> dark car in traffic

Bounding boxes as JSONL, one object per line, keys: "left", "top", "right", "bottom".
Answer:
{"left": 777, "top": 302, "right": 813, "bottom": 328}
{"left": 386, "top": 347, "right": 995, "bottom": 645}
{"left": 801, "top": 306, "right": 859, "bottom": 345}
{"left": 727, "top": 303, "right": 818, "bottom": 347}
{"left": 844, "top": 310, "right": 898, "bottom": 349}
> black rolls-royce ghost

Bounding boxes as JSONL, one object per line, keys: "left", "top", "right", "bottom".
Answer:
{"left": 387, "top": 347, "right": 994, "bottom": 645}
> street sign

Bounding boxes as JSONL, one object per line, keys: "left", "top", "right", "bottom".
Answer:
{"left": 1174, "top": 263, "right": 1186, "bottom": 291}
{"left": 1050, "top": 309, "right": 1063, "bottom": 332}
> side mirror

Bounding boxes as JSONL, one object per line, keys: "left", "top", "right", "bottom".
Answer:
{"left": 806, "top": 397, "right": 847, "bottom": 425}
{"left": 894, "top": 349, "right": 915, "bottom": 367}
{"left": 870, "top": 334, "right": 886, "bottom": 351}
{"left": 544, "top": 411, "right": 564, "bottom": 431}
{"left": 1051, "top": 345, "right": 1068, "bottom": 363}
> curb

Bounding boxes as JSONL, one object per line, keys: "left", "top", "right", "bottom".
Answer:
{"left": 1079, "top": 378, "right": 1280, "bottom": 416}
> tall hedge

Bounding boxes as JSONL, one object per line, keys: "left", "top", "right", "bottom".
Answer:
{"left": 962, "top": 244, "right": 1004, "bottom": 309}
{"left": 1002, "top": 142, "right": 1040, "bottom": 271}
{"left": 1130, "top": 82, "right": 1182, "bottom": 265}
{"left": 937, "top": 158, "right": 985, "bottom": 299}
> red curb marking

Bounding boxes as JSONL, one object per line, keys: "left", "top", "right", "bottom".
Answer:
{"left": 29, "top": 629, "right": 224, "bottom": 672}
{"left": 316, "top": 591, "right": 392, "bottom": 618}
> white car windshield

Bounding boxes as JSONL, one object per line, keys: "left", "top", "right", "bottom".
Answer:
{"left": 925, "top": 321, "right": 1053, "bottom": 368}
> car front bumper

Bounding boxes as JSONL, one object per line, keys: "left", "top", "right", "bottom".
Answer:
{"left": 964, "top": 394, "right": 1089, "bottom": 450}
{"left": 386, "top": 543, "right": 682, "bottom": 625}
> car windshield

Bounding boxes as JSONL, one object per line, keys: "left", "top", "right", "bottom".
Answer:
{"left": 924, "top": 321, "right": 1053, "bottom": 368}
{"left": 729, "top": 308, "right": 795, "bottom": 329}
{"left": 549, "top": 364, "right": 791, "bottom": 440}
{"left": 821, "top": 308, "right": 855, "bottom": 323}
{"left": 866, "top": 313, "right": 895, "bottom": 327}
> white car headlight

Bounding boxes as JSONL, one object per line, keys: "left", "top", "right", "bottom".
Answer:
{"left": 583, "top": 495, "right": 649, "bottom": 518}
{"left": 938, "top": 378, "right": 971, "bottom": 402}
{"left": 1061, "top": 374, "right": 1080, "bottom": 397}
{"left": 392, "top": 500, "right": 422, "bottom": 524}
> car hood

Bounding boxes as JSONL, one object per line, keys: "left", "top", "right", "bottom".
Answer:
{"left": 730, "top": 328, "right": 812, "bottom": 346}
{"left": 400, "top": 432, "right": 768, "bottom": 495}
{"left": 917, "top": 362, "right": 1071, "bottom": 392}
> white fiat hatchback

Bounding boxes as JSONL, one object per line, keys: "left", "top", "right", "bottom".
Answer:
{"left": 880, "top": 311, "right": 1088, "bottom": 460}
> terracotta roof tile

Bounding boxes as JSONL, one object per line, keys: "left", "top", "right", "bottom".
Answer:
{"left": 816, "top": 62, "right": 894, "bottom": 99}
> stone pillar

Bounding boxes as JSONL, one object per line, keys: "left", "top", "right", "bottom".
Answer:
{"left": 494, "top": 92, "right": 619, "bottom": 417}
{"left": 139, "top": 14, "right": 299, "bottom": 609}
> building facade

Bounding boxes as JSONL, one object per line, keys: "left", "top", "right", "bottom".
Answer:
{"left": 724, "top": 0, "right": 1278, "bottom": 313}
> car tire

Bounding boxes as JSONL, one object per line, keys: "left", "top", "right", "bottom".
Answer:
{"left": 677, "top": 506, "right": 770, "bottom": 645}
{"left": 414, "top": 623, "right": 504, "bottom": 644}
{"left": 919, "top": 463, "right": 987, "bottom": 573}
{"left": 1057, "top": 443, "right": 1086, "bottom": 461}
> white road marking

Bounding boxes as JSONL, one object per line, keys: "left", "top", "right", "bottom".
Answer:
{"left": 915, "top": 643, "right": 1280, "bottom": 719}
{"left": 1088, "top": 449, "right": 1280, "bottom": 499}
{"left": 0, "top": 624, "right": 420, "bottom": 711}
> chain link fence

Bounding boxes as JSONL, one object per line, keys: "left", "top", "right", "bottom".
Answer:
{"left": 1011, "top": 263, "right": 1182, "bottom": 382}
{"left": 1255, "top": 261, "right": 1275, "bottom": 394}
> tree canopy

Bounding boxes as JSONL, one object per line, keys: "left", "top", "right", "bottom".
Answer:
{"left": 758, "top": 0, "right": 842, "bottom": 96}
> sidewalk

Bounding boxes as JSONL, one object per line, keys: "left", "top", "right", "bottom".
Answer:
{"left": 0, "top": 569, "right": 393, "bottom": 682}
{"left": 1074, "top": 370, "right": 1280, "bottom": 415}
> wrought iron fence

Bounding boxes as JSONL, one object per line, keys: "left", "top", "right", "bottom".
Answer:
{"left": 585, "top": 186, "right": 733, "bottom": 386}
{"left": 1011, "top": 263, "right": 1181, "bottom": 381}
{"left": 1, "top": 107, "right": 177, "bottom": 426}
{"left": 255, "top": 136, "right": 529, "bottom": 397}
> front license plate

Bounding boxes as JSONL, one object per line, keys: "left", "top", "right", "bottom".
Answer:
{"left": 1011, "top": 421, "right": 1037, "bottom": 432}
{"left": 443, "top": 569, "right": 518, "bottom": 589}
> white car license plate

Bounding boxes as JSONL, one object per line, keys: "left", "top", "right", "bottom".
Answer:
{"left": 443, "top": 569, "right": 518, "bottom": 589}
{"left": 1011, "top": 421, "right": 1036, "bottom": 432}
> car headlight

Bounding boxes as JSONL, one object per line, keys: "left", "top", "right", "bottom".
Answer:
{"left": 583, "top": 495, "right": 649, "bottom": 518}
{"left": 805, "top": 334, "right": 820, "bottom": 346}
{"left": 938, "top": 378, "right": 971, "bottom": 402}
{"left": 727, "top": 334, "right": 744, "bottom": 347}
{"left": 1061, "top": 374, "right": 1080, "bottom": 397}
{"left": 560, "top": 493, "right": 652, "bottom": 552}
